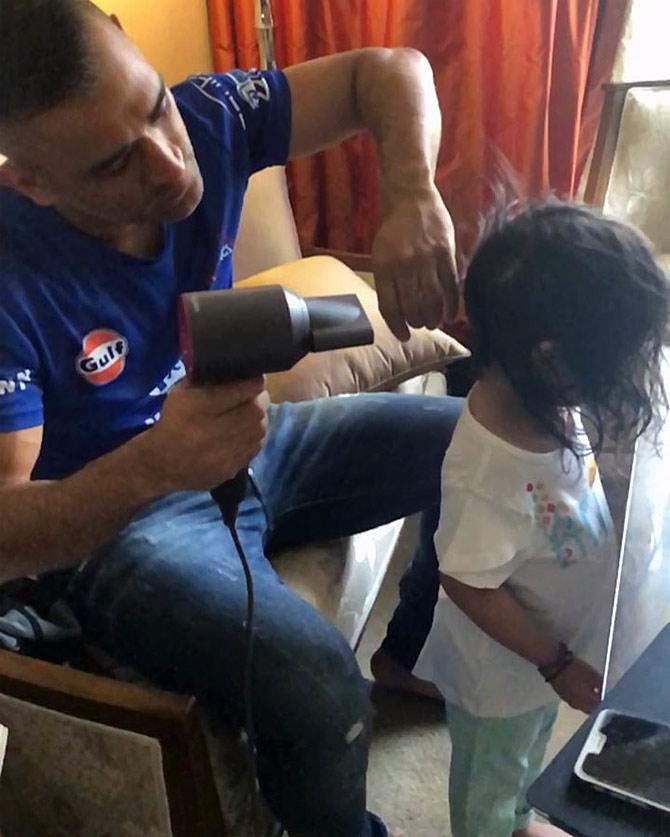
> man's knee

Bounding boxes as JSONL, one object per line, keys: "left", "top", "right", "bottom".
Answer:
{"left": 264, "top": 625, "right": 372, "bottom": 748}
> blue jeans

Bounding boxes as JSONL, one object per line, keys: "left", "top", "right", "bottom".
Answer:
{"left": 67, "top": 393, "right": 462, "bottom": 836}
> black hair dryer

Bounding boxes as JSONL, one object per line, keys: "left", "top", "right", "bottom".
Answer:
{"left": 177, "top": 284, "right": 374, "bottom": 522}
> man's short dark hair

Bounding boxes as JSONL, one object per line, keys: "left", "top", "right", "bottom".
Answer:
{"left": 0, "top": 0, "right": 96, "bottom": 125}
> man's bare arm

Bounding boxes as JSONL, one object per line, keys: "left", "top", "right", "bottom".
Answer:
{"left": 0, "top": 378, "right": 267, "bottom": 584}
{"left": 285, "top": 49, "right": 458, "bottom": 338}
{"left": 0, "top": 426, "right": 163, "bottom": 582}
{"left": 287, "top": 48, "right": 438, "bottom": 167}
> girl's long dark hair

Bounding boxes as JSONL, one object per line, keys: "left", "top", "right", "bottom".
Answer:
{"left": 464, "top": 199, "right": 670, "bottom": 454}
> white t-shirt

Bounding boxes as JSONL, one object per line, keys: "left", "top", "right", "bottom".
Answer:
{"left": 414, "top": 397, "right": 617, "bottom": 717}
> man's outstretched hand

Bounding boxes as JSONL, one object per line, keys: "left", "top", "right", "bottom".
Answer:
{"left": 372, "top": 184, "right": 458, "bottom": 340}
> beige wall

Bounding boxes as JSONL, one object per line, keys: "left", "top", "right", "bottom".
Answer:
{"left": 95, "top": 0, "right": 213, "bottom": 86}
{"left": 0, "top": 1, "right": 213, "bottom": 165}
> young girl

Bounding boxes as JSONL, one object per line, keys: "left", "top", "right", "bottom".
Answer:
{"left": 413, "top": 200, "right": 670, "bottom": 837}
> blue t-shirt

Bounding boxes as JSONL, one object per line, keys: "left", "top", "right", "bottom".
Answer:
{"left": 0, "top": 70, "right": 291, "bottom": 480}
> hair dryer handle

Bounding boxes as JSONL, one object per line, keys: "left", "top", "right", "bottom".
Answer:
{"left": 211, "top": 469, "right": 249, "bottom": 526}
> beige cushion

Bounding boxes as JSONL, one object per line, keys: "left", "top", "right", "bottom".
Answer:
{"left": 235, "top": 256, "right": 469, "bottom": 402}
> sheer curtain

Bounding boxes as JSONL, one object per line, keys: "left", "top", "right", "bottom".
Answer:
{"left": 614, "top": 0, "right": 670, "bottom": 80}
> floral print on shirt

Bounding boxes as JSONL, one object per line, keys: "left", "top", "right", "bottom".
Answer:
{"left": 526, "top": 457, "right": 608, "bottom": 567}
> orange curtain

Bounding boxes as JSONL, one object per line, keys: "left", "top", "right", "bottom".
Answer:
{"left": 209, "top": 0, "right": 628, "bottom": 259}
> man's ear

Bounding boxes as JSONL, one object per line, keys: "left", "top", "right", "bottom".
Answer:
{"left": 0, "top": 162, "right": 56, "bottom": 207}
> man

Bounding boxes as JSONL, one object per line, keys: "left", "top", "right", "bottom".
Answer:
{"left": 0, "top": 1, "right": 460, "bottom": 834}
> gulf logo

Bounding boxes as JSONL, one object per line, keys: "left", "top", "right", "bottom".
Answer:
{"left": 76, "top": 329, "right": 129, "bottom": 386}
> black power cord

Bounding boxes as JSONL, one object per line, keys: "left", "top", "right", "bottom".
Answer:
{"left": 212, "top": 469, "right": 283, "bottom": 837}
{"left": 215, "top": 473, "right": 283, "bottom": 837}
{"left": 217, "top": 509, "right": 261, "bottom": 835}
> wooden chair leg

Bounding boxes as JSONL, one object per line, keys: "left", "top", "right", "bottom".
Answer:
{"left": 161, "top": 706, "right": 230, "bottom": 836}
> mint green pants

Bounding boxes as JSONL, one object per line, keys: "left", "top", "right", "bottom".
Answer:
{"left": 445, "top": 701, "right": 560, "bottom": 837}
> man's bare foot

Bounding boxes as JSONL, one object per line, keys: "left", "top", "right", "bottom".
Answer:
{"left": 514, "top": 822, "right": 572, "bottom": 837}
{"left": 370, "top": 648, "right": 443, "bottom": 701}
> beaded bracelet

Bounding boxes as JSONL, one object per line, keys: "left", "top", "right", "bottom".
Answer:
{"left": 538, "top": 642, "right": 575, "bottom": 683}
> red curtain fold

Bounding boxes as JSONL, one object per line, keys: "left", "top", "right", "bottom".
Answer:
{"left": 208, "top": 0, "right": 628, "bottom": 259}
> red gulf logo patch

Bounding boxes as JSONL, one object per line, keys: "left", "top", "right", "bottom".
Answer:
{"left": 76, "top": 329, "right": 129, "bottom": 386}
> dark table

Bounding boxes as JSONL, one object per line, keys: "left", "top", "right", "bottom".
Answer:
{"left": 528, "top": 623, "right": 670, "bottom": 837}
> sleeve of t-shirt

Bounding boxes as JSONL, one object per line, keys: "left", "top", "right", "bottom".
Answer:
{"left": 0, "top": 306, "right": 43, "bottom": 432}
{"left": 187, "top": 70, "right": 292, "bottom": 174}
{"left": 435, "top": 488, "right": 531, "bottom": 588}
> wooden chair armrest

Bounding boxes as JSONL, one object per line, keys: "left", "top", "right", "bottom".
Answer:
{"left": 302, "top": 245, "right": 373, "bottom": 273}
{"left": 0, "top": 649, "right": 191, "bottom": 734}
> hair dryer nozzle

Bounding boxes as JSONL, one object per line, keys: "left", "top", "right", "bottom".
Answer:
{"left": 178, "top": 284, "right": 374, "bottom": 383}
{"left": 305, "top": 294, "right": 374, "bottom": 352}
